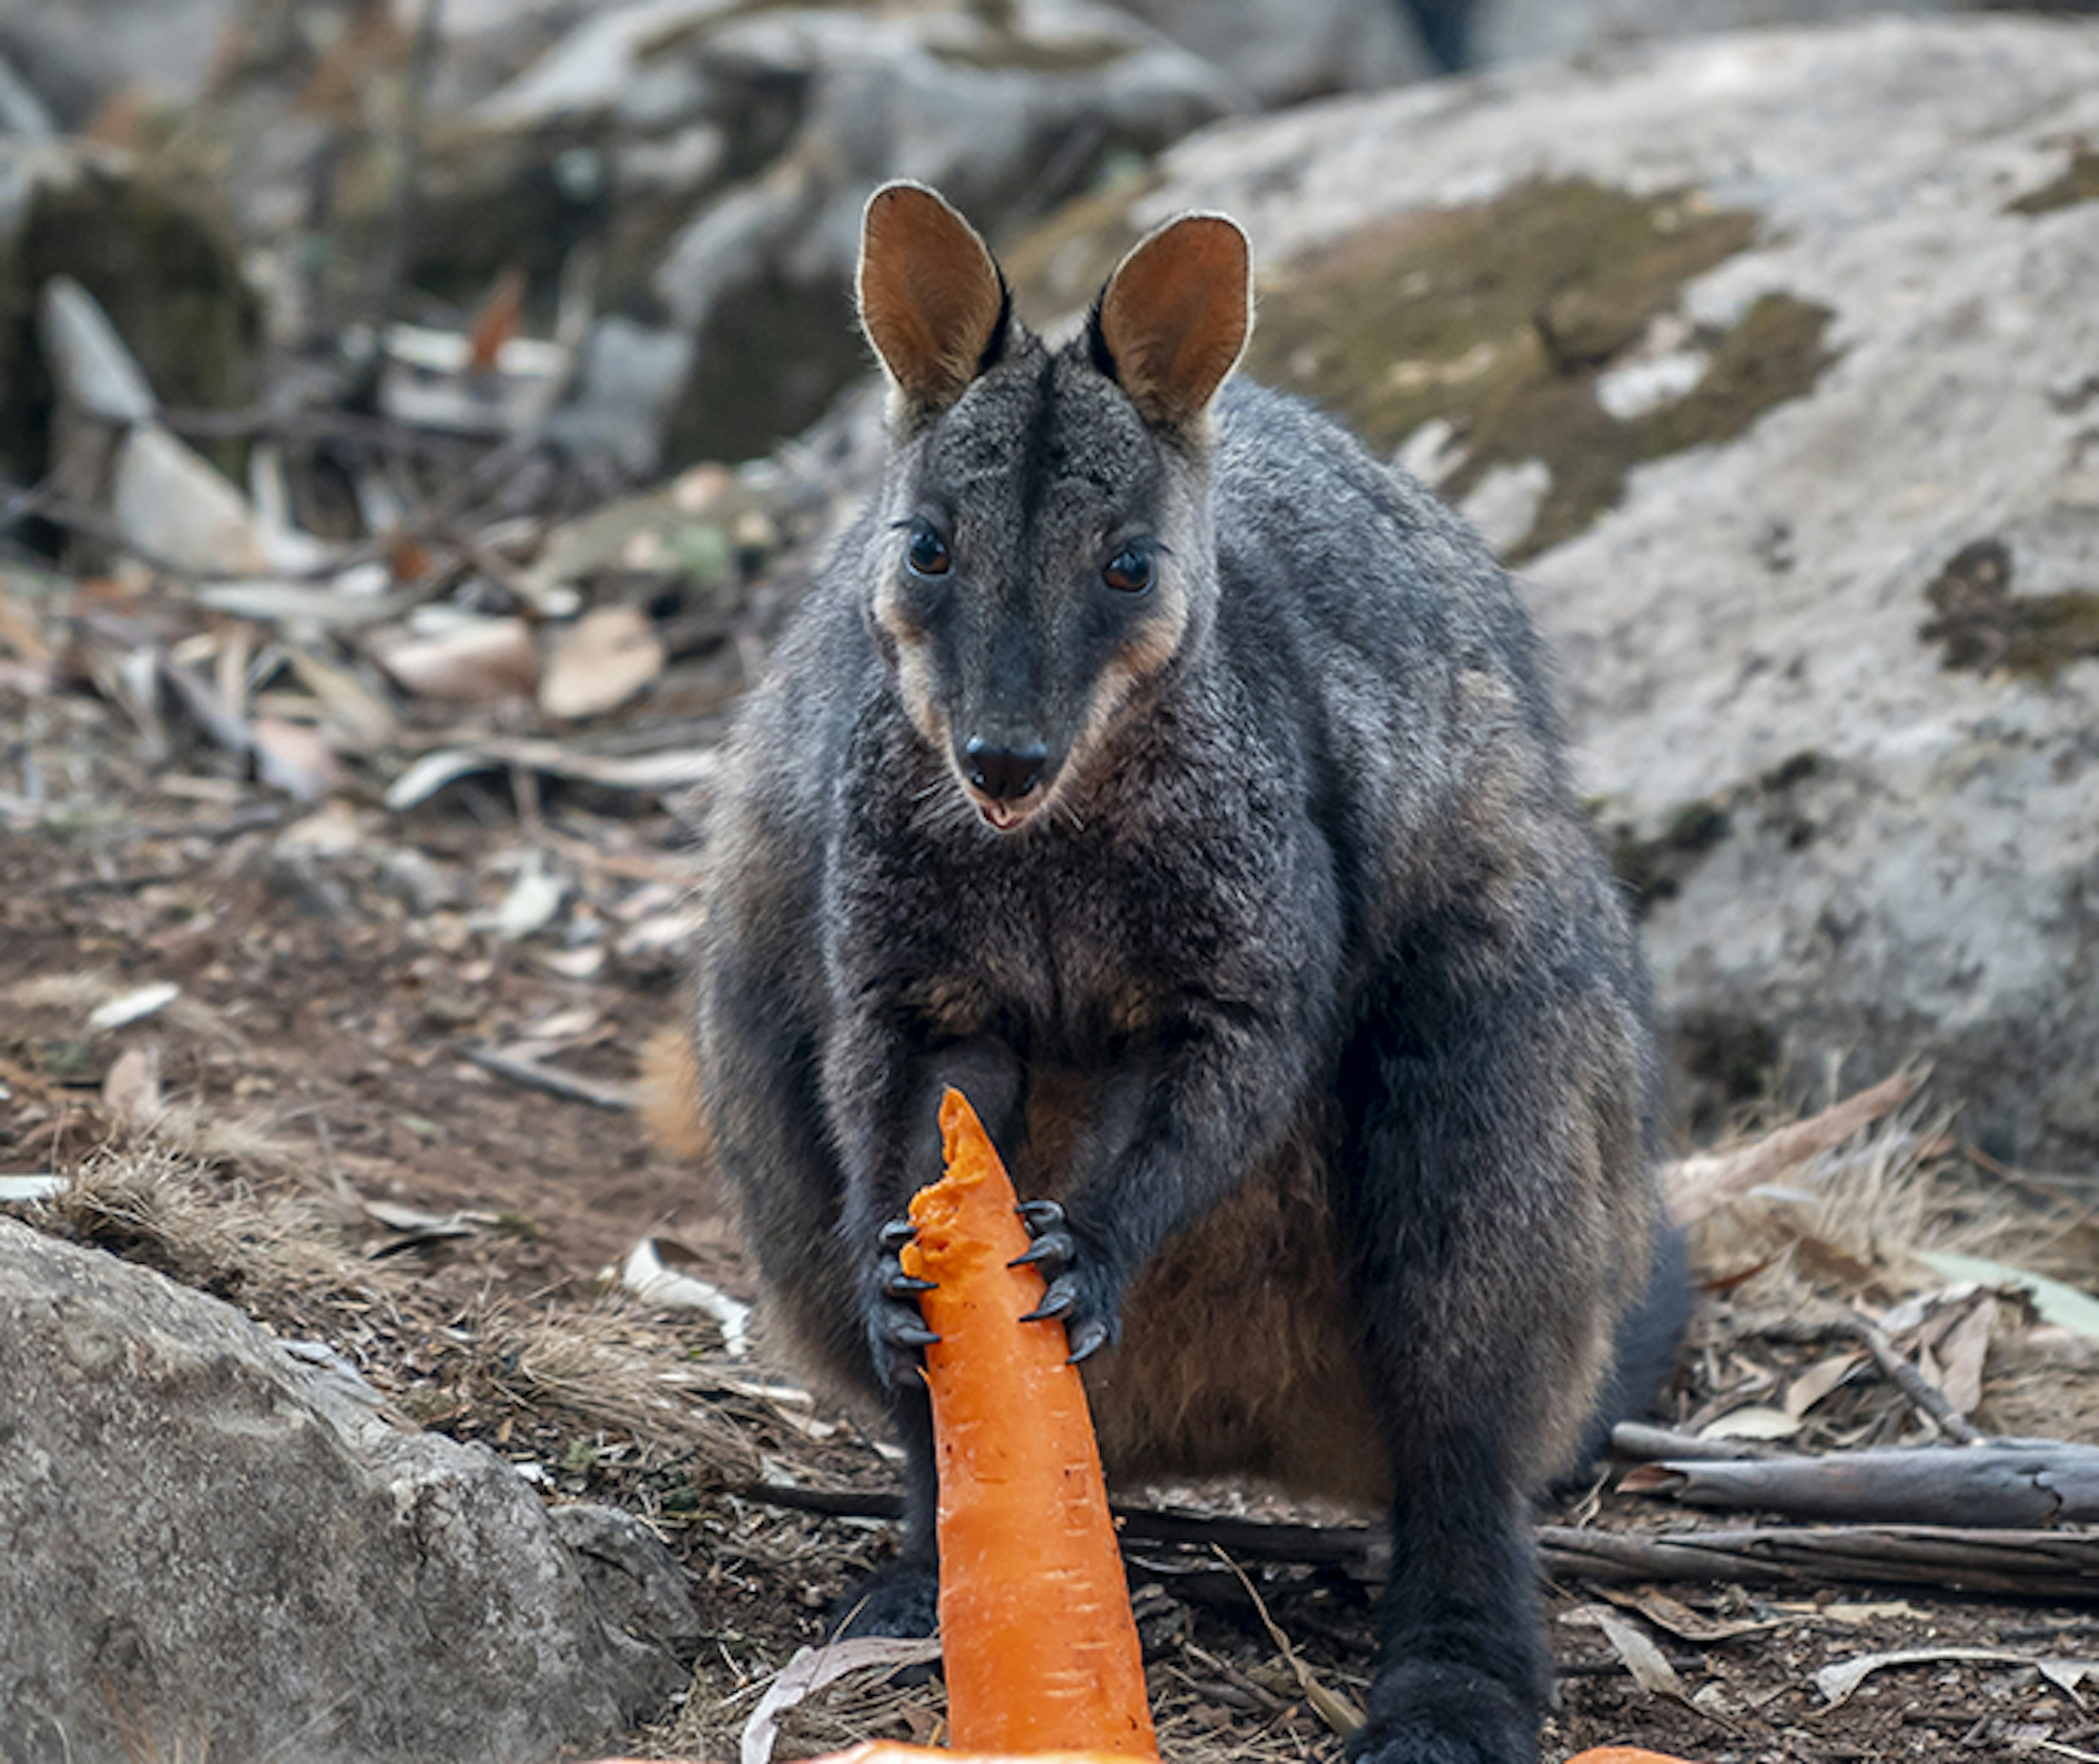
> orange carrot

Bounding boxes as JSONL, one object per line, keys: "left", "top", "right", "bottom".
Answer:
{"left": 897, "top": 1089, "right": 1157, "bottom": 1759}
{"left": 1563, "top": 1749, "right": 1706, "bottom": 1763}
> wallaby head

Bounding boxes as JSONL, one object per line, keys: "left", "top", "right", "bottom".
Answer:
{"left": 854, "top": 181, "right": 1251, "bottom": 832}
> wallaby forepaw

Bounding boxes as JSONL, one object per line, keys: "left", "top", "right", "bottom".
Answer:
{"left": 867, "top": 1216, "right": 940, "bottom": 1389}
{"left": 1010, "top": 1197, "right": 1122, "bottom": 1363}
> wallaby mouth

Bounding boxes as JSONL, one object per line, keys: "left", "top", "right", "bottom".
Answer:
{"left": 957, "top": 734, "right": 1053, "bottom": 832}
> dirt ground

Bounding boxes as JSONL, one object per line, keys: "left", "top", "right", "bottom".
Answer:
{"left": 7, "top": 678, "right": 2099, "bottom": 1764}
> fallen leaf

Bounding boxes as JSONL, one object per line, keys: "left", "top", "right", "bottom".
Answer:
{"left": 1597, "top": 1586, "right": 1780, "bottom": 1643}
{"left": 1663, "top": 1071, "right": 1921, "bottom": 1225}
{"left": 484, "top": 857, "right": 567, "bottom": 942}
{"left": 251, "top": 715, "right": 342, "bottom": 800}
{"left": 101, "top": 1043, "right": 162, "bottom": 1124}
{"left": 739, "top": 1637, "right": 943, "bottom": 1764}
{"left": 1816, "top": 1648, "right": 2099, "bottom": 1709}
{"left": 1564, "top": 1606, "right": 1722, "bottom": 1720}
{"left": 540, "top": 604, "right": 666, "bottom": 720}
{"left": 384, "top": 738, "right": 719, "bottom": 809}
{"left": 371, "top": 615, "right": 538, "bottom": 703}
{"left": 1918, "top": 1253, "right": 2099, "bottom": 1342}
{"left": 1769, "top": 1598, "right": 1924, "bottom": 1624}
{"left": 1784, "top": 1351, "right": 1866, "bottom": 1420}
{"left": 468, "top": 266, "right": 528, "bottom": 374}
{"left": 1699, "top": 1404, "right": 1800, "bottom": 1442}
{"left": 87, "top": 982, "right": 181, "bottom": 1034}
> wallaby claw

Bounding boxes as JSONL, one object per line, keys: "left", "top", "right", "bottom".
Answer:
{"left": 1065, "top": 1318, "right": 1112, "bottom": 1365}
{"left": 886, "top": 1271, "right": 937, "bottom": 1295}
{"left": 879, "top": 1216, "right": 917, "bottom": 1250}
{"left": 1015, "top": 1198, "right": 1065, "bottom": 1229}
{"left": 1020, "top": 1273, "right": 1078, "bottom": 1323}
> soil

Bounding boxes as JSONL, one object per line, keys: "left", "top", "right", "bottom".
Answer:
{"left": 3, "top": 686, "right": 2094, "bottom": 1764}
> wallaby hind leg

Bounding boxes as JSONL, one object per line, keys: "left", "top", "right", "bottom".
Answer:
{"left": 1336, "top": 961, "right": 1646, "bottom": 1762}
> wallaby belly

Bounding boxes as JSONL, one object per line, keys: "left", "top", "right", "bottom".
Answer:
{"left": 1014, "top": 1080, "right": 1391, "bottom": 1507}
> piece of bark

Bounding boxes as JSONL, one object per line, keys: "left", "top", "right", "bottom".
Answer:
{"left": 1539, "top": 1524, "right": 2099, "bottom": 1602}
{"left": 1620, "top": 1440, "right": 2099, "bottom": 1527}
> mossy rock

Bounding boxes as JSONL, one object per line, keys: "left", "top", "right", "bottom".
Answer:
{"left": 1239, "top": 179, "right": 1834, "bottom": 559}
{"left": 1920, "top": 536, "right": 2099, "bottom": 680}
{"left": 2008, "top": 148, "right": 2099, "bottom": 217}
{"left": 1604, "top": 797, "right": 1732, "bottom": 917}
{"left": 0, "top": 150, "right": 261, "bottom": 483}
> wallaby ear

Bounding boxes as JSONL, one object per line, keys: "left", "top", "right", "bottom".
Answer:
{"left": 1088, "top": 213, "right": 1251, "bottom": 432}
{"left": 858, "top": 181, "right": 1012, "bottom": 420}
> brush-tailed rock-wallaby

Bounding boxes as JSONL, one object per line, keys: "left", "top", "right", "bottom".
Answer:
{"left": 692, "top": 181, "right": 1684, "bottom": 1764}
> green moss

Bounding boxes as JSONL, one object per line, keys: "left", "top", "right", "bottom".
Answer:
{"left": 1919, "top": 537, "right": 2099, "bottom": 681}
{"left": 1239, "top": 179, "right": 1834, "bottom": 560}
{"left": 1605, "top": 796, "right": 1732, "bottom": 916}
{"left": 2008, "top": 148, "right": 2099, "bottom": 216}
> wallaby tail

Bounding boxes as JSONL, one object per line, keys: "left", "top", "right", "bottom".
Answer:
{"left": 637, "top": 1019, "right": 712, "bottom": 1162}
{"left": 1567, "top": 1216, "right": 1692, "bottom": 1478}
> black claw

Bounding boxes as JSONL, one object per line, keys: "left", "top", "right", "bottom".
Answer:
{"left": 886, "top": 1271, "right": 937, "bottom": 1294}
{"left": 879, "top": 1218, "right": 917, "bottom": 1250}
{"left": 1007, "top": 1239, "right": 1063, "bottom": 1269}
{"left": 1015, "top": 1198, "right": 1065, "bottom": 1230}
{"left": 888, "top": 1321, "right": 941, "bottom": 1348}
{"left": 1020, "top": 1290, "right": 1075, "bottom": 1324}
{"left": 1066, "top": 1318, "right": 1111, "bottom": 1365}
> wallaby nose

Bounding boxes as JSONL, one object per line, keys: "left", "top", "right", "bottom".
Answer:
{"left": 963, "top": 736, "right": 1047, "bottom": 803}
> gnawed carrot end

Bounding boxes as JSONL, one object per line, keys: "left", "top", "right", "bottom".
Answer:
{"left": 900, "top": 1087, "right": 1157, "bottom": 1760}
{"left": 1563, "top": 1748, "right": 1707, "bottom": 1764}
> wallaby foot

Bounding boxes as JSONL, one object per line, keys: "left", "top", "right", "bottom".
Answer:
{"left": 1348, "top": 1649, "right": 1539, "bottom": 1764}
{"left": 828, "top": 1555, "right": 940, "bottom": 1640}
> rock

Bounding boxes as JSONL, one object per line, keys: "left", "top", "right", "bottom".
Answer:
{"left": 426, "top": 0, "right": 1233, "bottom": 466}
{"left": 996, "top": 15, "right": 2099, "bottom": 1165}
{"left": 0, "top": 0, "right": 237, "bottom": 125}
{"left": 0, "top": 1216, "right": 690, "bottom": 1763}
{"left": 1104, "top": 0, "right": 1432, "bottom": 104}
{"left": 0, "top": 142, "right": 260, "bottom": 491}
{"left": 0, "top": 50, "right": 52, "bottom": 137}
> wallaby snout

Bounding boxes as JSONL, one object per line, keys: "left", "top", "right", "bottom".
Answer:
{"left": 961, "top": 735, "right": 1048, "bottom": 808}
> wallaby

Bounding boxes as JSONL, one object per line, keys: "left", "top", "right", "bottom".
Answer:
{"left": 691, "top": 181, "right": 1682, "bottom": 1764}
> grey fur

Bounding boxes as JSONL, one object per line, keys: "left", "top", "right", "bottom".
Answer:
{"left": 694, "top": 193, "right": 1669, "bottom": 1764}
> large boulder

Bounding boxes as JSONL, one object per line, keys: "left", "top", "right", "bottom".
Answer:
{"left": 997, "top": 15, "right": 2099, "bottom": 1166}
{"left": 0, "top": 1218, "right": 695, "bottom": 1764}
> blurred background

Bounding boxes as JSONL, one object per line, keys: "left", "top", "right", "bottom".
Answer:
{"left": 9, "top": 5, "right": 2099, "bottom": 1761}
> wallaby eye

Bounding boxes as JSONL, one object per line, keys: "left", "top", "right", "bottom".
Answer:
{"left": 906, "top": 521, "right": 951, "bottom": 578}
{"left": 1103, "top": 542, "right": 1154, "bottom": 595}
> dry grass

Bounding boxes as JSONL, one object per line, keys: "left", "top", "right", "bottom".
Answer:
{"left": 1673, "top": 1085, "right": 2099, "bottom": 1444}
{"left": 31, "top": 1141, "right": 361, "bottom": 1298}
